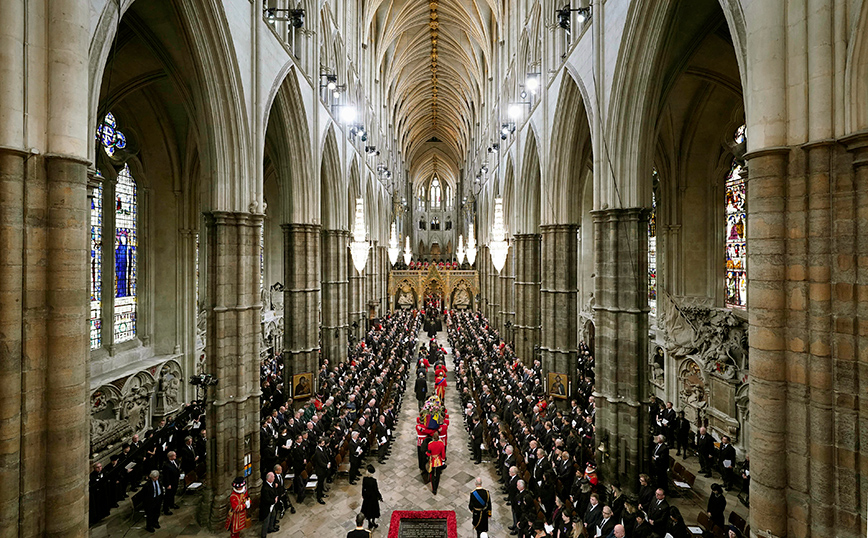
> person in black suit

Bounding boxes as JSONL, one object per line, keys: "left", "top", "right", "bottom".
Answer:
{"left": 674, "top": 411, "right": 690, "bottom": 457}
{"left": 651, "top": 435, "right": 669, "bottom": 490}
{"left": 584, "top": 494, "right": 603, "bottom": 535}
{"left": 414, "top": 372, "right": 428, "bottom": 410}
{"left": 260, "top": 472, "right": 279, "bottom": 537}
{"left": 646, "top": 488, "right": 670, "bottom": 537}
{"left": 161, "top": 451, "right": 181, "bottom": 515}
{"left": 273, "top": 464, "right": 295, "bottom": 517}
{"left": 597, "top": 506, "right": 617, "bottom": 538}
{"left": 347, "top": 513, "right": 371, "bottom": 538}
{"left": 719, "top": 436, "right": 736, "bottom": 490}
{"left": 313, "top": 438, "right": 330, "bottom": 504}
{"left": 471, "top": 415, "right": 483, "bottom": 464}
{"left": 137, "top": 470, "right": 164, "bottom": 533}
{"left": 375, "top": 415, "right": 389, "bottom": 464}
{"left": 695, "top": 426, "right": 714, "bottom": 477}
{"left": 348, "top": 431, "right": 363, "bottom": 485}
{"left": 632, "top": 511, "right": 653, "bottom": 538}
{"left": 178, "top": 436, "right": 198, "bottom": 474}
{"left": 514, "top": 480, "right": 534, "bottom": 538}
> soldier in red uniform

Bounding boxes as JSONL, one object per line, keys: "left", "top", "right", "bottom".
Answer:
{"left": 225, "top": 477, "right": 250, "bottom": 538}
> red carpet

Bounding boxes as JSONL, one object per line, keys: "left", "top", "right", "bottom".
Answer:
{"left": 387, "top": 510, "right": 457, "bottom": 538}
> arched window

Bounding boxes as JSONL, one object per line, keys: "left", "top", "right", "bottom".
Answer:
{"left": 431, "top": 216, "right": 440, "bottom": 230}
{"left": 93, "top": 112, "right": 139, "bottom": 347}
{"left": 417, "top": 186, "right": 426, "bottom": 211}
{"left": 649, "top": 169, "right": 658, "bottom": 316}
{"left": 90, "top": 183, "right": 103, "bottom": 349}
{"left": 113, "top": 163, "right": 138, "bottom": 343}
{"left": 430, "top": 177, "right": 441, "bottom": 210}
{"left": 445, "top": 185, "right": 453, "bottom": 210}
{"left": 725, "top": 125, "right": 747, "bottom": 308}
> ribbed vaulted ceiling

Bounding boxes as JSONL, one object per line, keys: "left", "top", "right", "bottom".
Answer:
{"left": 365, "top": 0, "right": 498, "bottom": 189}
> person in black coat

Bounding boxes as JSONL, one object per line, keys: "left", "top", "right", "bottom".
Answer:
{"left": 471, "top": 415, "right": 484, "bottom": 464}
{"left": 651, "top": 435, "right": 669, "bottom": 490}
{"left": 674, "top": 411, "right": 690, "bottom": 457}
{"left": 707, "top": 483, "right": 727, "bottom": 528}
{"left": 414, "top": 372, "right": 428, "bottom": 410}
{"left": 259, "top": 472, "right": 279, "bottom": 537}
{"left": 161, "top": 451, "right": 181, "bottom": 515}
{"left": 312, "top": 438, "right": 330, "bottom": 504}
{"left": 646, "top": 488, "right": 670, "bottom": 537}
{"left": 361, "top": 465, "right": 383, "bottom": 529}
{"left": 695, "top": 426, "right": 715, "bottom": 477}
{"left": 719, "top": 436, "right": 737, "bottom": 490}
{"left": 666, "top": 506, "right": 690, "bottom": 538}
{"left": 88, "top": 462, "right": 111, "bottom": 524}
{"left": 135, "top": 470, "right": 164, "bottom": 533}
{"left": 178, "top": 436, "right": 198, "bottom": 474}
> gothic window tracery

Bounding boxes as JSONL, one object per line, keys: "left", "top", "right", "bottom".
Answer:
{"left": 725, "top": 125, "right": 747, "bottom": 308}
{"left": 93, "top": 112, "right": 139, "bottom": 347}
{"left": 430, "top": 177, "right": 441, "bottom": 210}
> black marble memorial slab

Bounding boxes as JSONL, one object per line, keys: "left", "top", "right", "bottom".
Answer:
{"left": 397, "top": 518, "right": 449, "bottom": 538}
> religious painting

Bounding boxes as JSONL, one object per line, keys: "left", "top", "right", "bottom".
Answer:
{"left": 292, "top": 372, "right": 313, "bottom": 400}
{"left": 548, "top": 372, "right": 568, "bottom": 399}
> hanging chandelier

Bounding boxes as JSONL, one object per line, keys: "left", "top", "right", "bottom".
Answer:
{"left": 403, "top": 235, "right": 413, "bottom": 265}
{"left": 350, "top": 198, "right": 369, "bottom": 274}
{"left": 387, "top": 222, "right": 400, "bottom": 266}
{"left": 457, "top": 234, "right": 466, "bottom": 264}
{"left": 489, "top": 197, "right": 509, "bottom": 273}
{"left": 466, "top": 223, "right": 477, "bottom": 266}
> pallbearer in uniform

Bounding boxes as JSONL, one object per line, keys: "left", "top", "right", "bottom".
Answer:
{"left": 346, "top": 513, "right": 371, "bottom": 538}
{"left": 469, "top": 477, "right": 492, "bottom": 537}
{"left": 225, "top": 477, "right": 250, "bottom": 538}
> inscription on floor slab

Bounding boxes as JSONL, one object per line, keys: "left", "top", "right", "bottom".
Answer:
{"left": 397, "top": 518, "right": 448, "bottom": 538}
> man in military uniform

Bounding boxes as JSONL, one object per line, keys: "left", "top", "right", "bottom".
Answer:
{"left": 469, "top": 477, "right": 492, "bottom": 538}
{"left": 347, "top": 513, "right": 370, "bottom": 538}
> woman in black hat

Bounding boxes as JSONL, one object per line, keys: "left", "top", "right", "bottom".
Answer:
{"left": 361, "top": 465, "right": 383, "bottom": 529}
{"left": 708, "top": 483, "right": 727, "bottom": 528}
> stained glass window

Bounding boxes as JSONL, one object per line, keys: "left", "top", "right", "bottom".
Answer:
{"left": 430, "top": 178, "right": 441, "bottom": 210}
{"left": 649, "top": 170, "right": 658, "bottom": 316}
{"left": 725, "top": 125, "right": 747, "bottom": 308}
{"left": 90, "top": 181, "right": 103, "bottom": 349}
{"left": 113, "top": 164, "right": 137, "bottom": 342}
{"left": 96, "top": 112, "right": 127, "bottom": 157}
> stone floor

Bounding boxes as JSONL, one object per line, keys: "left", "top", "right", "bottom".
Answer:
{"left": 92, "top": 330, "right": 511, "bottom": 538}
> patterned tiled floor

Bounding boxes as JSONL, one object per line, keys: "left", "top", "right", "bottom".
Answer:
{"left": 92, "top": 330, "right": 512, "bottom": 538}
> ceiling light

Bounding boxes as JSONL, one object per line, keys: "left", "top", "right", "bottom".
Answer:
{"left": 466, "top": 224, "right": 477, "bottom": 266}
{"left": 403, "top": 236, "right": 413, "bottom": 265}
{"left": 526, "top": 75, "right": 540, "bottom": 93}
{"left": 508, "top": 104, "right": 521, "bottom": 120}
{"left": 489, "top": 197, "right": 509, "bottom": 273}
{"left": 457, "top": 235, "right": 466, "bottom": 264}
{"left": 340, "top": 106, "right": 357, "bottom": 123}
{"left": 388, "top": 222, "right": 400, "bottom": 266}
{"left": 350, "top": 198, "right": 369, "bottom": 274}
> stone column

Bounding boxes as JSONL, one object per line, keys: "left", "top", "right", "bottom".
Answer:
{"left": 540, "top": 225, "right": 578, "bottom": 388}
{"left": 348, "top": 251, "right": 365, "bottom": 342}
{"left": 489, "top": 248, "right": 501, "bottom": 331}
{"left": 204, "top": 212, "right": 263, "bottom": 527}
{"left": 378, "top": 245, "right": 388, "bottom": 314}
{"left": 0, "top": 0, "right": 91, "bottom": 534}
{"left": 321, "top": 229, "right": 348, "bottom": 363}
{"left": 592, "top": 209, "right": 648, "bottom": 491}
{"left": 514, "top": 234, "right": 541, "bottom": 364}
{"left": 478, "top": 246, "right": 489, "bottom": 317}
{"left": 499, "top": 248, "right": 515, "bottom": 344}
{"left": 283, "top": 224, "right": 321, "bottom": 388}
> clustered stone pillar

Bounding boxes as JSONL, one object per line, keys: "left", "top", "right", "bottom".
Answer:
{"left": 378, "top": 245, "right": 389, "bottom": 313}
{"left": 499, "top": 248, "right": 515, "bottom": 344}
{"left": 204, "top": 212, "right": 263, "bottom": 527}
{"left": 476, "top": 249, "right": 486, "bottom": 314}
{"left": 321, "top": 229, "right": 348, "bottom": 363}
{"left": 489, "top": 251, "right": 501, "bottom": 330}
{"left": 0, "top": 0, "right": 91, "bottom": 534}
{"left": 283, "top": 224, "right": 321, "bottom": 387}
{"left": 540, "top": 225, "right": 578, "bottom": 386}
{"left": 514, "top": 234, "right": 541, "bottom": 364}
{"left": 592, "top": 208, "right": 648, "bottom": 491}
{"left": 479, "top": 246, "right": 490, "bottom": 319}
{"left": 349, "top": 253, "right": 365, "bottom": 342}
